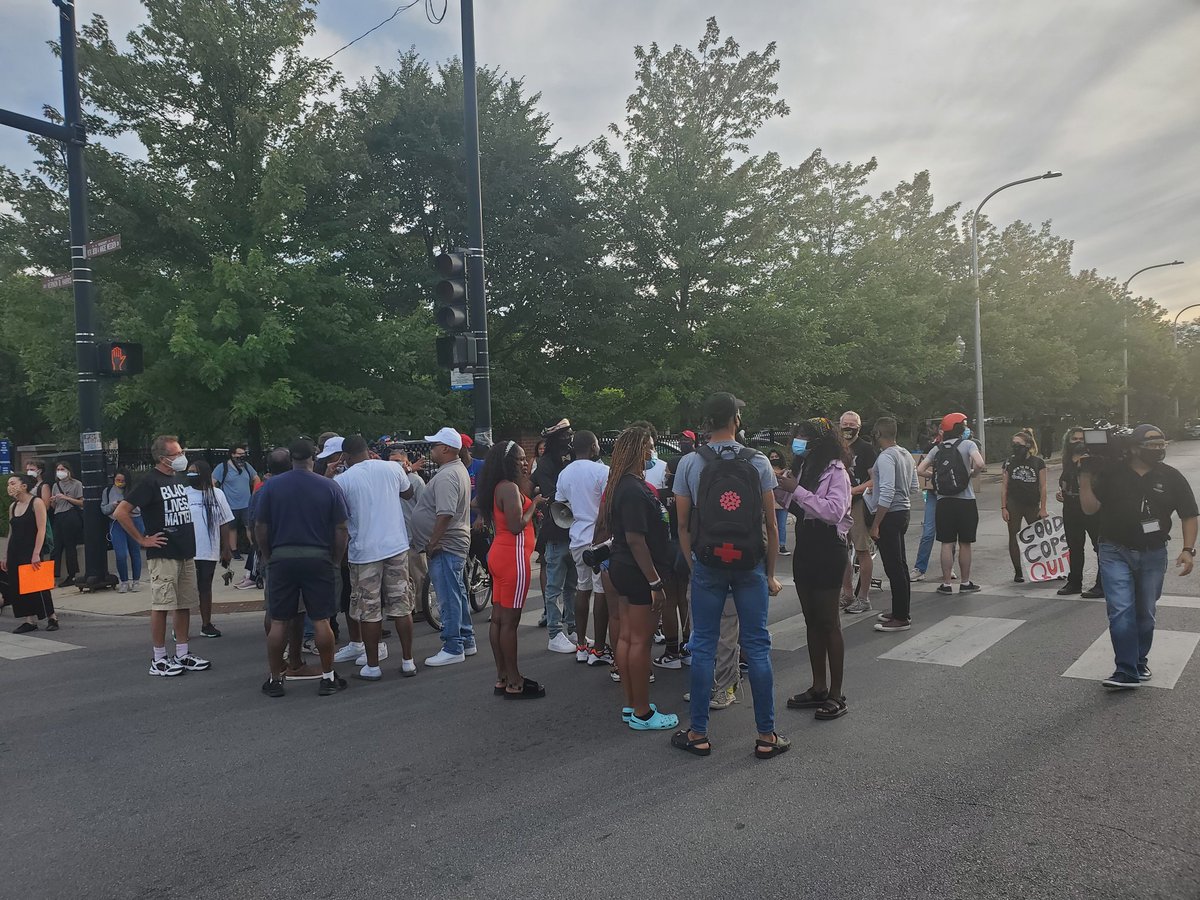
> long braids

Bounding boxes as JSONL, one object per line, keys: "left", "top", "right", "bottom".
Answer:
{"left": 599, "top": 425, "right": 653, "bottom": 532}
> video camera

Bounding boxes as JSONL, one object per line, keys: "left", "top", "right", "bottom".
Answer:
{"left": 582, "top": 539, "right": 613, "bottom": 574}
{"left": 1078, "top": 420, "right": 1135, "bottom": 472}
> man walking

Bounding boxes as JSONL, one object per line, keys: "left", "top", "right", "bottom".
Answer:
{"left": 115, "top": 435, "right": 211, "bottom": 677}
{"left": 868, "top": 417, "right": 919, "bottom": 632}
{"left": 532, "top": 418, "right": 578, "bottom": 653}
{"left": 840, "top": 411, "right": 877, "bottom": 613}
{"left": 674, "top": 392, "right": 787, "bottom": 759}
{"left": 410, "top": 428, "right": 476, "bottom": 667}
{"left": 917, "top": 413, "right": 985, "bottom": 594}
{"left": 213, "top": 444, "right": 259, "bottom": 561}
{"left": 1079, "top": 424, "right": 1198, "bottom": 689}
{"left": 334, "top": 435, "right": 417, "bottom": 681}
{"left": 555, "top": 430, "right": 611, "bottom": 664}
{"left": 255, "top": 439, "right": 350, "bottom": 697}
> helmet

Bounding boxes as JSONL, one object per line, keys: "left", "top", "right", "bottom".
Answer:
{"left": 940, "top": 412, "right": 968, "bottom": 434}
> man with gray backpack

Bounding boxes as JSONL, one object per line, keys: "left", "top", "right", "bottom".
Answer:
{"left": 917, "top": 412, "right": 985, "bottom": 594}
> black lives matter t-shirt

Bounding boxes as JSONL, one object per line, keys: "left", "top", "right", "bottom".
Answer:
{"left": 126, "top": 468, "right": 197, "bottom": 559}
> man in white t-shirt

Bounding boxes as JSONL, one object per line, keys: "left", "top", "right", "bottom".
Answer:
{"left": 333, "top": 435, "right": 416, "bottom": 680}
{"left": 555, "top": 430, "right": 611, "bottom": 664}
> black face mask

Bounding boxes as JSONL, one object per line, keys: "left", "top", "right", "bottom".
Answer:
{"left": 1139, "top": 448, "right": 1166, "bottom": 465}
{"left": 1012, "top": 444, "right": 1028, "bottom": 458}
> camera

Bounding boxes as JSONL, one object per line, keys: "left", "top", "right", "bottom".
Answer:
{"left": 1078, "top": 420, "right": 1134, "bottom": 471}
{"left": 582, "top": 539, "right": 613, "bottom": 573}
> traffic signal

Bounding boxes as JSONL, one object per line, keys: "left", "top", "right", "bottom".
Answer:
{"left": 434, "top": 250, "right": 475, "bottom": 370}
{"left": 97, "top": 341, "right": 143, "bottom": 376}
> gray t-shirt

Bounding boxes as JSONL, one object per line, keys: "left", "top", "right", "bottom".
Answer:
{"left": 673, "top": 441, "right": 777, "bottom": 503}
{"left": 409, "top": 460, "right": 471, "bottom": 558}
{"left": 930, "top": 438, "right": 980, "bottom": 501}
{"left": 401, "top": 471, "right": 425, "bottom": 535}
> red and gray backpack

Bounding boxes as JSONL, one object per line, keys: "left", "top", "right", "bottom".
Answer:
{"left": 692, "top": 445, "right": 765, "bottom": 570}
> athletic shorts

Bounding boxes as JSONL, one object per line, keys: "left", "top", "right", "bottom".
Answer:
{"left": 147, "top": 558, "right": 199, "bottom": 611}
{"left": 935, "top": 497, "right": 979, "bottom": 544}
{"left": 608, "top": 559, "right": 652, "bottom": 606}
{"left": 349, "top": 551, "right": 413, "bottom": 622}
{"left": 571, "top": 545, "right": 605, "bottom": 594}
{"left": 850, "top": 497, "right": 872, "bottom": 552}
{"left": 267, "top": 556, "right": 336, "bottom": 621}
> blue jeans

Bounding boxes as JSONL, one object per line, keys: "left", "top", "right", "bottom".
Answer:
{"left": 689, "top": 559, "right": 775, "bottom": 736}
{"left": 109, "top": 516, "right": 144, "bottom": 582}
{"left": 431, "top": 551, "right": 474, "bottom": 654}
{"left": 914, "top": 491, "right": 937, "bottom": 574}
{"left": 1098, "top": 542, "right": 1167, "bottom": 678}
{"left": 775, "top": 509, "right": 789, "bottom": 551}
{"left": 543, "top": 541, "right": 576, "bottom": 638}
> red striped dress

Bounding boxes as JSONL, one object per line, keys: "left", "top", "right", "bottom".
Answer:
{"left": 488, "top": 490, "right": 534, "bottom": 609}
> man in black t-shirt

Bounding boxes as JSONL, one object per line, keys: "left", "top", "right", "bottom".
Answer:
{"left": 840, "top": 411, "right": 877, "bottom": 613}
{"left": 115, "top": 434, "right": 211, "bottom": 677}
{"left": 532, "top": 418, "right": 578, "bottom": 652}
{"left": 1080, "top": 424, "right": 1199, "bottom": 689}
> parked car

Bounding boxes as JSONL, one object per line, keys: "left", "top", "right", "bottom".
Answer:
{"left": 1184, "top": 420, "right": 1200, "bottom": 440}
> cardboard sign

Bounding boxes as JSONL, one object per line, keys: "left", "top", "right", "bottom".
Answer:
{"left": 18, "top": 560, "right": 55, "bottom": 594}
{"left": 1017, "top": 516, "right": 1069, "bottom": 582}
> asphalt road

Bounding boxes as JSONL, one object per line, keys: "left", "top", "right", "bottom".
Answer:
{"left": 4, "top": 443, "right": 1200, "bottom": 899}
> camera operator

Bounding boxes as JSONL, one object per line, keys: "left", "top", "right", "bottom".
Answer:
{"left": 1078, "top": 424, "right": 1198, "bottom": 689}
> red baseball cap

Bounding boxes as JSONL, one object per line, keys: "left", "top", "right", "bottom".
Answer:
{"left": 459, "top": 433, "right": 474, "bottom": 450}
{"left": 682, "top": 430, "right": 697, "bottom": 442}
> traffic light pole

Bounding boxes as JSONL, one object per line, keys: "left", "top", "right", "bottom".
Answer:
{"left": 0, "top": 1, "right": 110, "bottom": 587}
{"left": 460, "top": 0, "right": 492, "bottom": 445}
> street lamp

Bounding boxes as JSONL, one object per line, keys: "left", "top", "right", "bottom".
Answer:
{"left": 971, "top": 170, "right": 1062, "bottom": 458}
{"left": 1122, "top": 260, "right": 1184, "bottom": 425}
{"left": 1172, "top": 302, "right": 1200, "bottom": 421}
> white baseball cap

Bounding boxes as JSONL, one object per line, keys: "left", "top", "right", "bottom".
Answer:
{"left": 424, "top": 427, "right": 463, "bottom": 450}
{"left": 316, "top": 435, "right": 344, "bottom": 459}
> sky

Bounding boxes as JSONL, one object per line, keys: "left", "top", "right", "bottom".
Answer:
{"left": 3, "top": 0, "right": 1198, "bottom": 319}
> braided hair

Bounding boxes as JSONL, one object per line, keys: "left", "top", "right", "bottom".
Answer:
{"left": 599, "top": 425, "right": 654, "bottom": 531}
{"left": 189, "top": 460, "right": 222, "bottom": 538}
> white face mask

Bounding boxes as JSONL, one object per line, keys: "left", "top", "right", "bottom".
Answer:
{"left": 26, "top": 469, "right": 37, "bottom": 478}
{"left": 56, "top": 469, "right": 68, "bottom": 480}
{"left": 169, "top": 454, "right": 189, "bottom": 473}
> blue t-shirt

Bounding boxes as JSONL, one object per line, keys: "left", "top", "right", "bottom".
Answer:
{"left": 254, "top": 469, "right": 349, "bottom": 551}
{"left": 467, "top": 457, "right": 484, "bottom": 524}
{"left": 214, "top": 460, "right": 258, "bottom": 510}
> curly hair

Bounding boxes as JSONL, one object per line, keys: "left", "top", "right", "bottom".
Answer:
{"left": 476, "top": 441, "right": 528, "bottom": 527}
{"left": 794, "top": 418, "right": 851, "bottom": 491}
{"left": 599, "top": 425, "right": 654, "bottom": 531}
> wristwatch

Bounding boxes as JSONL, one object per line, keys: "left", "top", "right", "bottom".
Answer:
{"left": 1183, "top": 548, "right": 1196, "bottom": 557}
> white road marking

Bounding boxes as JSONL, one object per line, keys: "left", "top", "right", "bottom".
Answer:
{"left": 0, "top": 632, "right": 84, "bottom": 660}
{"left": 1062, "top": 629, "right": 1200, "bottom": 689}
{"left": 877, "top": 615, "right": 1024, "bottom": 667}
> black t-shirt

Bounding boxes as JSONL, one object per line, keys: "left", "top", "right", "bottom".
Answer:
{"left": 1093, "top": 462, "right": 1199, "bottom": 551}
{"left": 1003, "top": 454, "right": 1046, "bottom": 506}
{"left": 848, "top": 438, "right": 877, "bottom": 490}
{"left": 610, "top": 473, "right": 671, "bottom": 571}
{"left": 125, "top": 468, "right": 197, "bottom": 559}
{"left": 532, "top": 458, "right": 569, "bottom": 545}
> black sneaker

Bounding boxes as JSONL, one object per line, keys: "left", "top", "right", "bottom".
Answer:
{"left": 13, "top": 622, "right": 38, "bottom": 634}
{"left": 1013, "top": 574, "right": 1025, "bottom": 584}
{"left": 959, "top": 582, "right": 982, "bottom": 594}
{"left": 318, "top": 672, "right": 348, "bottom": 696}
{"left": 261, "top": 677, "right": 285, "bottom": 698}
{"left": 1057, "top": 583, "right": 1082, "bottom": 596}
{"left": 778, "top": 547, "right": 791, "bottom": 557}
{"left": 936, "top": 584, "right": 954, "bottom": 595}
{"left": 1102, "top": 671, "right": 1141, "bottom": 689}
{"left": 1137, "top": 664, "right": 1152, "bottom": 682}
{"left": 1081, "top": 585, "right": 1105, "bottom": 599}
{"left": 200, "top": 623, "right": 222, "bottom": 638}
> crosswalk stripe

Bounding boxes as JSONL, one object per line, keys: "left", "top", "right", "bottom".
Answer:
{"left": 877, "top": 615, "right": 1025, "bottom": 667}
{"left": 1077, "top": 593, "right": 1200, "bottom": 610}
{"left": 768, "top": 613, "right": 809, "bottom": 652}
{"left": 1061, "top": 629, "right": 1200, "bottom": 689}
{"left": 0, "top": 632, "right": 84, "bottom": 660}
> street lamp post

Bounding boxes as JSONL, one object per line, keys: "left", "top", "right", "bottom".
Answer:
{"left": 1172, "top": 302, "right": 1200, "bottom": 421}
{"left": 971, "top": 171, "right": 1061, "bottom": 458}
{"left": 1122, "top": 260, "right": 1184, "bottom": 425}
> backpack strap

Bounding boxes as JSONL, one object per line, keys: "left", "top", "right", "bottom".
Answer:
{"left": 696, "top": 444, "right": 719, "bottom": 464}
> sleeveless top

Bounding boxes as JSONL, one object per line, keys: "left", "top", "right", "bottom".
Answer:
{"left": 492, "top": 489, "right": 534, "bottom": 551}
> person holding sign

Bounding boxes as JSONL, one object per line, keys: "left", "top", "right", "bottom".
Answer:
{"left": 1079, "top": 424, "right": 1199, "bottom": 690}
{"left": 1, "top": 474, "right": 58, "bottom": 633}
{"left": 1001, "top": 430, "right": 1048, "bottom": 583}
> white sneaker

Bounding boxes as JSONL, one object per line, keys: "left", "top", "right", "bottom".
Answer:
{"left": 148, "top": 657, "right": 184, "bottom": 677}
{"left": 463, "top": 644, "right": 478, "bottom": 657}
{"left": 567, "top": 631, "right": 578, "bottom": 644}
{"left": 400, "top": 658, "right": 417, "bottom": 677}
{"left": 130, "top": 580, "right": 142, "bottom": 592}
{"left": 356, "top": 664, "right": 383, "bottom": 681}
{"left": 333, "top": 642, "right": 364, "bottom": 664}
{"left": 424, "top": 649, "right": 466, "bottom": 667}
{"left": 355, "top": 642, "right": 389, "bottom": 666}
{"left": 117, "top": 581, "right": 130, "bottom": 593}
{"left": 548, "top": 633, "right": 576, "bottom": 653}
{"left": 909, "top": 568, "right": 925, "bottom": 582}
{"left": 575, "top": 645, "right": 590, "bottom": 663}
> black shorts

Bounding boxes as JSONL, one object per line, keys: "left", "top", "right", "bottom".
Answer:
{"left": 608, "top": 559, "right": 652, "bottom": 606}
{"left": 935, "top": 497, "right": 979, "bottom": 544}
{"left": 267, "top": 557, "right": 336, "bottom": 621}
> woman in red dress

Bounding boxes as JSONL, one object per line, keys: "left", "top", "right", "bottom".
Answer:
{"left": 478, "top": 441, "right": 546, "bottom": 698}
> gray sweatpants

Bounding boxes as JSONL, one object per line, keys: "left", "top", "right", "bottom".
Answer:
{"left": 713, "top": 597, "right": 741, "bottom": 691}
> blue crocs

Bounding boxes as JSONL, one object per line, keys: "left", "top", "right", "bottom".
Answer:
{"left": 627, "top": 708, "right": 679, "bottom": 731}
{"left": 622, "top": 703, "right": 656, "bottom": 723}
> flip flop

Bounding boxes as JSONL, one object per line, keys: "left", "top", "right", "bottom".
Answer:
{"left": 504, "top": 678, "right": 546, "bottom": 699}
{"left": 671, "top": 729, "right": 712, "bottom": 756}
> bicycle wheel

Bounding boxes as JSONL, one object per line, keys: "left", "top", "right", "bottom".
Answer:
{"left": 421, "top": 573, "right": 442, "bottom": 632}
{"left": 467, "top": 555, "right": 492, "bottom": 612}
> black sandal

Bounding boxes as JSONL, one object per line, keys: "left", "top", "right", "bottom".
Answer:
{"left": 786, "top": 688, "right": 828, "bottom": 709}
{"left": 671, "top": 730, "right": 712, "bottom": 757}
{"left": 46, "top": 618, "right": 60, "bottom": 632}
{"left": 504, "top": 677, "right": 546, "bottom": 699}
{"left": 814, "top": 696, "right": 848, "bottom": 720}
{"left": 754, "top": 733, "right": 791, "bottom": 759}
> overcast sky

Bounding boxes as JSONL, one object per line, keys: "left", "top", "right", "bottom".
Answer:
{"left": 3, "top": 0, "right": 1197, "bottom": 317}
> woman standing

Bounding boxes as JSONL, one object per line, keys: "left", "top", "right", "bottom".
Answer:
{"left": 602, "top": 426, "right": 679, "bottom": 731}
{"left": 1058, "top": 427, "right": 1102, "bottom": 597}
{"left": 101, "top": 469, "right": 144, "bottom": 593}
{"left": 768, "top": 450, "right": 791, "bottom": 557}
{"left": 186, "top": 460, "right": 234, "bottom": 639}
{"left": 50, "top": 461, "right": 84, "bottom": 587}
{"left": 478, "top": 441, "right": 545, "bottom": 698}
{"left": 777, "top": 418, "right": 853, "bottom": 720}
{"left": 1, "top": 475, "right": 58, "bottom": 632}
{"left": 1001, "top": 430, "right": 1047, "bottom": 583}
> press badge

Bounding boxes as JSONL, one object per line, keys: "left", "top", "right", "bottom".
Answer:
{"left": 1142, "top": 519, "right": 1162, "bottom": 535}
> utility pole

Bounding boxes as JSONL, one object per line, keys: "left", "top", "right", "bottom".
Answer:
{"left": 0, "top": 0, "right": 111, "bottom": 588}
{"left": 459, "top": 0, "right": 492, "bottom": 445}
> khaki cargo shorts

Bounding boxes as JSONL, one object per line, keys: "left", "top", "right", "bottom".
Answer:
{"left": 349, "top": 551, "right": 413, "bottom": 622}
{"left": 850, "top": 496, "right": 872, "bottom": 553}
{"left": 147, "top": 557, "right": 200, "bottom": 611}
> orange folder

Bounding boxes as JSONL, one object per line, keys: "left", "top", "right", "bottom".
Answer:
{"left": 18, "top": 561, "right": 55, "bottom": 594}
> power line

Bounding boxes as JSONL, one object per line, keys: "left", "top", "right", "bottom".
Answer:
{"left": 320, "top": 0, "right": 446, "bottom": 63}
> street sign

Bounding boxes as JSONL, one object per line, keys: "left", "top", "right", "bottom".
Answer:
{"left": 42, "top": 272, "right": 72, "bottom": 290}
{"left": 85, "top": 234, "right": 121, "bottom": 258}
{"left": 450, "top": 369, "right": 474, "bottom": 391}
{"left": 80, "top": 431, "right": 102, "bottom": 453}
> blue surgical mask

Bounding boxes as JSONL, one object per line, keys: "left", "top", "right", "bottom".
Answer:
{"left": 644, "top": 450, "right": 658, "bottom": 471}
{"left": 791, "top": 438, "right": 808, "bottom": 456}
{"left": 962, "top": 427, "right": 972, "bottom": 440}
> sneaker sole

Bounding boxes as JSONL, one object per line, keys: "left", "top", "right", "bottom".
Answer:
{"left": 653, "top": 661, "right": 682, "bottom": 669}
{"left": 1102, "top": 680, "right": 1140, "bottom": 689}
{"left": 148, "top": 667, "right": 184, "bottom": 677}
{"left": 874, "top": 624, "right": 911, "bottom": 632}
